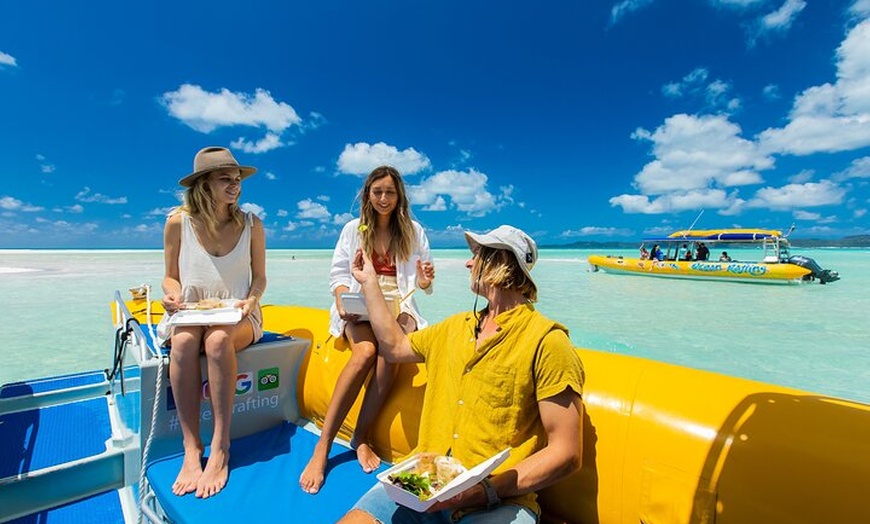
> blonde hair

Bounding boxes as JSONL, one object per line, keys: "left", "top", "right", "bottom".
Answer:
{"left": 177, "top": 172, "right": 244, "bottom": 235}
{"left": 472, "top": 245, "right": 538, "bottom": 302}
{"left": 358, "top": 166, "right": 415, "bottom": 262}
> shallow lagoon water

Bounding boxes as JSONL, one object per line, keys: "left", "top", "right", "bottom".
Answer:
{"left": 1, "top": 248, "right": 867, "bottom": 404}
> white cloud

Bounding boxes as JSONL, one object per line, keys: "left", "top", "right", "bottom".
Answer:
{"left": 788, "top": 169, "right": 815, "bottom": 183}
{"left": 231, "top": 132, "right": 285, "bottom": 154}
{"left": 760, "top": 0, "right": 807, "bottom": 32}
{"left": 833, "top": 156, "right": 870, "bottom": 181}
{"left": 610, "top": 0, "right": 654, "bottom": 26}
{"left": 336, "top": 142, "right": 431, "bottom": 176}
{"left": 713, "top": 0, "right": 765, "bottom": 7}
{"left": 36, "top": 154, "right": 55, "bottom": 173}
{"left": 850, "top": 0, "right": 870, "bottom": 19}
{"left": 746, "top": 180, "right": 846, "bottom": 210}
{"left": 763, "top": 84, "right": 781, "bottom": 99}
{"left": 408, "top": 169, "right": 508, "bottom": 217}
{"left": 295, "top": 198, "right": 332, "bottom": 221}
{"left": 609, "top": 188, "right": 740, "bottom": 214}
{"left": 0, "top": 196, "right": 43, "bottom": 212}
{"left": 240, "top": 202, "right": 266, "bottom": 220}
{"left": 161, "top": 84, "right": 301, "bottom": 134}
{"left": 560, "top": 226, "right": 634, "bottom": 237}
{"left": 75, "top": 187, "right": 127, "bottom": 204}
{"left": 759, "top": 19, "right": 870, "bottom": 154}
{"left": 793, "top": 210, "right": 821, "bottom": 220}
{"left": 661, "top": 68, "right": 741, "bottom": 111}
{"left": 333, "top": 212, "right": 354, "bottom": 224}
{"left": 0, "top": 51, "right": 17, "bottom": 67}
{"left": 630, "top": 114, "right": 771, "bottom": 195}
{"left": 146, "top": 206, "right": 176, "bottom": 217}
{"left": 283, "top": 220, "right": 314, "bottom": 232}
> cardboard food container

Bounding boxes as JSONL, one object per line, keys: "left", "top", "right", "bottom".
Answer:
{"left": 170, "top": 300, "right": 243, "bottom": 326}
{"left": 340, "top": 292, "right": 399, "bottom": 320}
{"left": 377, "top": 448, "right": 510, "bottom": 512}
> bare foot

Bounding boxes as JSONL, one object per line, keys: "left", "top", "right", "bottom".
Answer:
{"left": 356, "top": 442, "right": 381, "bottom": 473}
{"left": 299, "top": 443, "right": 329, "bottom": 494}
{"left": 196, "top": 447, "right": 229, "bottom": 499}
{"left": 172, "top": 448, "right": 203, "bottom": 496}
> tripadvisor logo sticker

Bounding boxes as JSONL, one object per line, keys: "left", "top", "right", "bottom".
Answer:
{"left": 258, "top": 367, "right": 279, "bottom": 391}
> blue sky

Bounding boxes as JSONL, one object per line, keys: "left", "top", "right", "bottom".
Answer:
{"left": 2, "top": 0, "right": 870, "bottom": 248}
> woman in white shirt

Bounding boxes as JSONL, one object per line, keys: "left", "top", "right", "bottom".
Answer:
{"left": 300, "top": 166, "right": 435, "bottom": 494}
{"left": 161, "top": 147, "right": 267, "bottom": 499}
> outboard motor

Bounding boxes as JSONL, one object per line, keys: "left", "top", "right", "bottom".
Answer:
{"left": 788, "top": 255, "right": 840, "bottom": 284}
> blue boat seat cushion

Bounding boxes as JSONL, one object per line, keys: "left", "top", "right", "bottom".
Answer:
{"left": 146, "top": 421, "right": 385, "bottom": 523}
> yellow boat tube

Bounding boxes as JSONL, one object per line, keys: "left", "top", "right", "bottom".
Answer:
{"left": 135, "top": 302, "right": 870, "bottom": 523}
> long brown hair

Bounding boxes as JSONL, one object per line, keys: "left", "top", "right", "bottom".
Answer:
{"left": 358, "top": 166, "right": 415, "bottom": 262}
{"left": 178, "top": 172, "right": 244, "bottom": 236}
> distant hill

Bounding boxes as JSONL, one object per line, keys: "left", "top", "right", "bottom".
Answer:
{"left": 545, "top": 235, "right": 870, "bottom": 249}
{"left": 788, "top": 235, "right": 870, "bottom": 247}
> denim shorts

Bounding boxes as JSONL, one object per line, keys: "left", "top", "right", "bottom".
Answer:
{"left": 350, "top": 483, "right": 539, "bottom": 524}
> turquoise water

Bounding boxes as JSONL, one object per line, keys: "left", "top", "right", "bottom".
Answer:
{"left": 1, "top": 248, "right": 868, "bottom": 404}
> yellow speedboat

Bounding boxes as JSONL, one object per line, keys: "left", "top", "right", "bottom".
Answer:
{"left": 589, "top": 228, "right": 840, "bottom": 284}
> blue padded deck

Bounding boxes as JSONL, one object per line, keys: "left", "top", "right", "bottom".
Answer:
{"left": 147, "top": 421, "right": 387, "bottom": 523}
{"left": 8, "top": 489, "right": 124, "bottom": 524}
{"left": 1, "top": 371, "right": 107, "bottom": 399}
{"left": 0, "top": 397, "right": 112, "bottom": 477}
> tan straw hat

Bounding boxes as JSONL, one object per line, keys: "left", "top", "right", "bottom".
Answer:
{"left": 179, "top": 146, "right": 257, "bottom": 187}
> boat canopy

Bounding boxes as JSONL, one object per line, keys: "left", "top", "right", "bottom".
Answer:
{"left": 643, "top": 229, "right": 784, "bottom": 242}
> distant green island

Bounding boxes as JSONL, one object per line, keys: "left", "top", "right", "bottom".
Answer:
{"left": 544, "top": 234, "right": 870, "bottom": 249}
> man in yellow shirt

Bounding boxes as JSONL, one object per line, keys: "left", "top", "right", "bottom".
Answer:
{"left": 338, "top": 225, "right": 585, "bottom": 524}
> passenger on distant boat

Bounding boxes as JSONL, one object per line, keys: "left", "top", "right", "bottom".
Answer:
{"left": 719, "top": 251, "right": 732, "bottom": 262}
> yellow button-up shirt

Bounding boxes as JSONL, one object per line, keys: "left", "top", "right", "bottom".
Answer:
{"left": 408, "top": 303, "right": 585, "bottom": 515}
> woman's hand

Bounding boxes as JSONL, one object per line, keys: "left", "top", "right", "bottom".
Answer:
{"left": 336, "top": 298, "right": 360, "bottom": 322}
{"left": 238, "top": 296, "right": 258, "bottom": 317}
{"left": 416, "top": 259, "right": 435, "bottom": 289}
{"left": 162, "top": 292, "right": 182, "bottom": 314}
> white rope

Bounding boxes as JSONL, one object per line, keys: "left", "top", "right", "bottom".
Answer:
{"left": 137, "top": 284, "right": 166, "bottom": 524}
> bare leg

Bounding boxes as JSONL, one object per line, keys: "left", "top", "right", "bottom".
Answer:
{"left": 195, "top": 323, "right": 253, "bottom": 498}
{"left": 169, "top": 328, "right": 205, "bottom": 496}
{"left": 352, "top": 313, "right": 415, "bottom": 472}
{"left": 300, "top": 322, "right": 377, "bottom": 494}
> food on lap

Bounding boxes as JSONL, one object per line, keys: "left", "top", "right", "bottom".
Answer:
{"left": 388, "top": 453, "right": 464, "bottom": 501}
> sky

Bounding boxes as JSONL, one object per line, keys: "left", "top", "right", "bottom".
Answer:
{"left": 2, "top": 0, "right": 870, "bottom": 249}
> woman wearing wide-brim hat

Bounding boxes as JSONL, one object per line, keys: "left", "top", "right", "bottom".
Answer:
{"left": 161, "top": 146, "right": 267, "bottom": 499}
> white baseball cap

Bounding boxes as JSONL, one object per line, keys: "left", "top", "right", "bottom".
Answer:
{"left": 464, "top": 225, "right": 538, "bottom": 286}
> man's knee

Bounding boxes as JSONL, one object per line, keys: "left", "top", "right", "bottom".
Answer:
{"left": 338, "top": 508, "right": 380, "bottom": 524}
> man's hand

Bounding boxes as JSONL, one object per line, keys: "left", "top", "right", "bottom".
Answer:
{"left": 351, "top": 248, "right": 377, "bottom": 286}
{"left": 426, "top": 482, "right": 487, "bottom": 513}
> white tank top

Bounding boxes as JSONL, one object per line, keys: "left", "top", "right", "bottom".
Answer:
{"left": 178, "top": 212, "right": 264, "bottom": 342}
{"left": 179, "top": 211, "right": 254, "bottom": 302}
